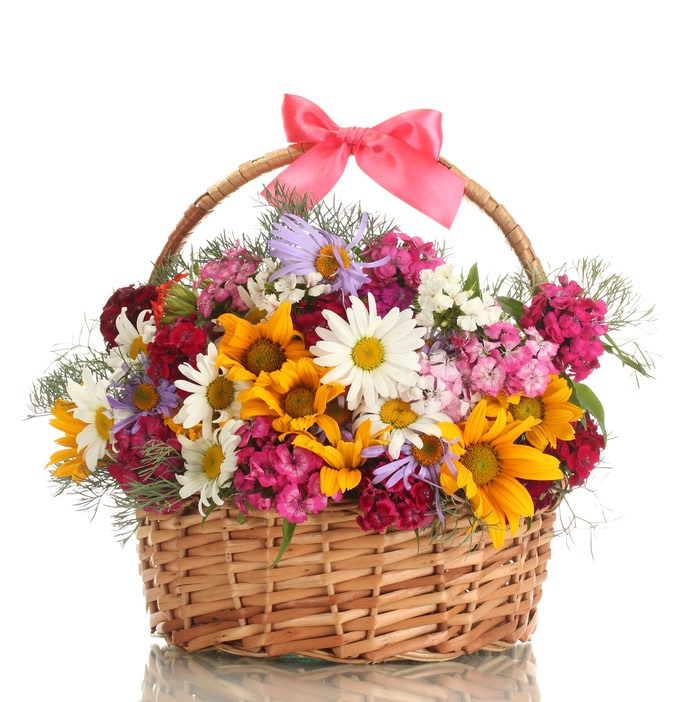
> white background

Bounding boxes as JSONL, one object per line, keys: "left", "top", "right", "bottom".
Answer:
{"left": 2, "top": 2, "right": 680, "bottom": 700}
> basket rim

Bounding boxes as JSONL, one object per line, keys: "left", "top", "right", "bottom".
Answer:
{"left": 150, "top": 145, "right": 545, "bottom": 284}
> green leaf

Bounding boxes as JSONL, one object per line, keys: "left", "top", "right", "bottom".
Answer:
{"left": 463, "top": 263, "right": 481, "bottom": 297}
{"left": 270, "top": 519, "right": 297, "bottom": 568}
{"left": 569, "top": 380, "right": 607, "bottom": 442}
{"left": 602, "top": 336, "right": 653, "bottom": 378}
{"left": 496, "top": 295, "right": 525, "bottom": 322}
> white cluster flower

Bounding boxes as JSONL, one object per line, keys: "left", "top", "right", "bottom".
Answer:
{"left": 238, "top": 260, "right": 332, "bottom": 317}
{"left": 273, "top": 274, "right": 306, "bottom": 305}
{"left": 415, "top": 264, "right": 502, "bottom": 331}
{"left": 457, "top": 292, "right": 502, "bottom": 331}
{"left": 303, "top": 271, "right": 331, "bottom": 297}
{"left": 398, "top": 373, "right": 454, "bottom": 415}
{"left": 415, "top": 264, "right": 471, "bottom": 327}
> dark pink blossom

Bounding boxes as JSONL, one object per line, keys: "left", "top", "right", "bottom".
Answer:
{"left": 521, "top": 275, "right": 608, "bottom": 381}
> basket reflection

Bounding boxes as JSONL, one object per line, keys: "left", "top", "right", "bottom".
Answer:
{"left": 141, "top": 643, "right": 541, "bottom": 702}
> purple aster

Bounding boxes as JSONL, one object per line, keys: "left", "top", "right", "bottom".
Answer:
{"left": 372, "top": 432, "right": 460, "bottom": 492}
{"left": 110, "top": 366, "right": 179, "bottom": 434}
{"left": 268, "top": 212, "right": 390, "bottom": 298}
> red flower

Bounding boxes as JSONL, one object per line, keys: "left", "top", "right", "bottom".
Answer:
{"left": 356, "top": 478, "right": 399, "bottom": 532}
{"left": 293, "top": 292, "right": 346, "bottom": 347}
{"left": 555, "top": 417, "right": 604, "bottom": 487}
{"left": 113, "top": 414, "right": 182, "bottom": 479}
{"left": 100, "top": 284, "right": 158, "bottom": 349}
{"left": 147, "top": 318, "right": 207, "bottom": 383}
{"left": 525, "top": 415, "right": 605, "bottom": 511}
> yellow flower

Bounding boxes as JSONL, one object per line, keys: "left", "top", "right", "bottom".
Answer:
{"left": 292, "top": 419, "right": 385, "bottom": 496}
{"left": 47, "top": 400, "right": 91, "bottom": 482}
{"left": 440, "top": 399, "right": 563, "bottom": 548}
{"left": 239, "top": 357, "right": 345, "bottom": 442}
{"left": 495, "top": 375, "right": 584, "bottom": 451}
{"left": 164, "top": 416, "right": 203, "bottom": 441}
{"left": 216, "top": 301, "right": 310, "bottom": 381}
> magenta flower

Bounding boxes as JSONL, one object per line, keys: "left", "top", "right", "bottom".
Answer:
{"left": 274, "top": 473, "right": 328, "bottom": 523}
{"left": 273, "top": 444, "right": 323, "bottom": 485}
{"left": 521, "top": 275, "right": 608, "bottom": 381}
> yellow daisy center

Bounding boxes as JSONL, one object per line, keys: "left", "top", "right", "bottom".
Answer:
{"left": 203, "top": 444, "right": 224, "bottom": 479}
{"left": 411, "top": 435, "right": 444, "bottom": 465}
{"left": 94, "top": 407, "right": 113, "bottom": 441}
{"left": 325, "top": 400, "right": 352, "bottom": 426}
{"left": 351, "top": 337, "right": 385, "bottom": 371}
{"left": 461, "top": 444, "right": 500, "bottom": 486}
{"left": 379, "top": 398, "right": 418, "bottom": 429}
{"left": 244, "top": 338, "right": 286, "bottom": 376}
{"left": 133, "top": 383, "right": 160, "bottom": 412}
{"left": 510, "top": 397, "right": 544, "bottom": 421}
{"left": 206, "top": 375, "right": 235, "bottom": 411}
{"left": 315, "top": 244, "right": 350, "bottom": 278}
{"left": 129, "top": 335, "right": 147, "bottom": 360}
{"left": 283, "top": 386, "right": 316, "bottom": 418}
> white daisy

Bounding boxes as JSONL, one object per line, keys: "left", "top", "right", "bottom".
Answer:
{"left": 355, "top": 396, "right": 450, "bottom": 459}
{"left": 174, "top": 342, "right": 251, "bottom": 433}
{"left": 177, "top": 419, "right": 243, "bottom": 515}
{"left": 107, "top": 307, "right": 156, "bottom": 373}
{"left": 66, "top": 367, "right": 114, "bottom": 470}
{"left": 310, "top": 293, "right": 426, "bottom": 411}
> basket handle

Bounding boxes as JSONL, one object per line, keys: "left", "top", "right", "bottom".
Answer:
{"left": 151, "top": 145, "right": 545, "bottom": 283}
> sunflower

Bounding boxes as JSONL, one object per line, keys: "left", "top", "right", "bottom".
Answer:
{"left": 496, "top": 375, "right": 584, "bottom": 450}
{"left": 440, "top": 399, "right": 563, "bottom": 548}
{"left": 47, "top": 400, "right": 92, "bottom": 481}
{"left": 239, "top": 357, "right": 345, "bottom": 442}
{"left": 216, "top": 300, "right": 310, "bottom": 381}
{"left": 292, "top": 419, "right": 386, "bottom": 496}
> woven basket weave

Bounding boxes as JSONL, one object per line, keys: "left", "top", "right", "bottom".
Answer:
{"left": 137, "top": 146, "right": 555, "bottom": 663}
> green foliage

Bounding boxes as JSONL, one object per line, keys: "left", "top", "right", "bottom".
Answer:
{"left": 568, "top": 380, "right": 607, "bottom": 441}
{"left": 27, "top": 323, "right": 110, "bottom": 417}
{"left": 270, "top": 519, "right": 297, "bottom": 568}
{"left": 494, "top": 256, "right": 656, "bottom": 381}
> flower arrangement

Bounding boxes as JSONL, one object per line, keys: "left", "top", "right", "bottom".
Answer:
{"left": 31, "top": 197, "right": 653, "bottom": 560}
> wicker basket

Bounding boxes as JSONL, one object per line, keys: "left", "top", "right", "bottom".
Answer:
{"left": 137, "top": 146, "right": 555, "bottom": 663}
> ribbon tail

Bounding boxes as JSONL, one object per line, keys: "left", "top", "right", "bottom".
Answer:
{"left": 357, "top": 142, "right": 465, "bottom": 229}
{"left": 263, "top": 140, "right": 351, "bottom": 206}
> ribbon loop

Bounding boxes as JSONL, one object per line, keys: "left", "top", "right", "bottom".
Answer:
{"left": 265, "top": 94, "right": 465, "bottom": 229}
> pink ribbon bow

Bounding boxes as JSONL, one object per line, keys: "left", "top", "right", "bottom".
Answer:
{"left": 265, "top": 94, "right": 465, "bottom": 228}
